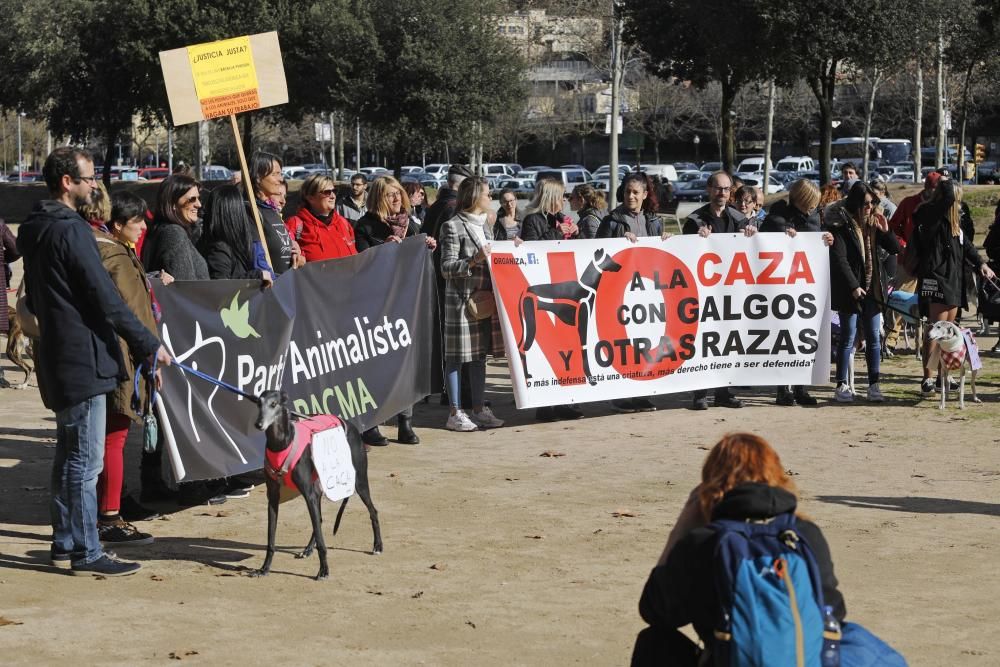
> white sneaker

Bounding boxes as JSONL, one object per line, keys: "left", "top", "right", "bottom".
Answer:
{"left": 834, "top": 383, "right": 854, "bottom": 402}
{"left": 866, "top": 383, "right": 885, "bottom": 402}
{"left": 446, "top": 410, "right": 479, "bottom": 432}
{"left": 470, "top": 406, "right": 504, "bottom": 429}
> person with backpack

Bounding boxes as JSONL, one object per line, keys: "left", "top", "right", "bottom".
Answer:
{"left": 633, "top": 432, "right": 844, "bottom": 665}
{"left": 632, "top": 433, "right": 904, "bottom": 666}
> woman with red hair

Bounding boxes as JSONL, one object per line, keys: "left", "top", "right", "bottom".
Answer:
{"left": 632, "top": 433, "right": 845, "bottom": 665}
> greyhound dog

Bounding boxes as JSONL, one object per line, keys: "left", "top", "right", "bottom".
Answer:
{"left": 3, "top": 305, "right": 34, "bottom": 389}
{"left": 927, "top": 320, "right": 980, "bottom": 410}
{"left": 517, "top": 248, "right": 622, "bottom": 385}
{"left": 252, "top": 390, "right": 382, "bottom": 580}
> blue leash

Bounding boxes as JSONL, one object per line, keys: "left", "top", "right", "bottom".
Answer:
{"left": 169, "top": 358, "right": 315, "bottom": 420}
{"left": 170, "top": 359, "right": 260, "bottom": 403}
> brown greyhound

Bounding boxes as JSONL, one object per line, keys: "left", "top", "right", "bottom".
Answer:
{"left": 252, "top": 390, "right": 382, "bottom": 580}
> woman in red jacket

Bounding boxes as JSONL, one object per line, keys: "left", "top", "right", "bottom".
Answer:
{"left": 284, "top": 174, "right": 357, "bottom": 261}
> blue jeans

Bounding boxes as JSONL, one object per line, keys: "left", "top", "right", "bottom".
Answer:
{"left": 445, "top": 360, "right": 486, "bottom": 410}
{"left": 837, "top": 297, "right": 882, "bottom": 386}
{"left": 50, "top": 394, "right": 107, "bottom": 565}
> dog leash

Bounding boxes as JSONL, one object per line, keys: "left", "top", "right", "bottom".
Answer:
{"left": 170, "top": 358, "right": 314, "bottom": 419}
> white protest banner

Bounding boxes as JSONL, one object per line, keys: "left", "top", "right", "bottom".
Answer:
{"left": 489, "top": 234, "right": 831, "bottom": 409}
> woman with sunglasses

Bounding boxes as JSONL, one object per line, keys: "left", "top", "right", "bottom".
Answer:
{"left": 141, "top": 174, "right": 209, "bottom": 281}
{"left": 825, "top": 181, "right": 900, "bottom": 403}
{"left": 284, "top": 173, "right": 357, "bottom": 262}
{"left": 354, "top": 176, "right": 437, "bottom": 446}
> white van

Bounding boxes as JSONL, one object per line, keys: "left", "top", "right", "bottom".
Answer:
{"left": 775, "top": 156, "right": 814, "bottom": 173}
{"left": 635, "top": 164, "right": 679, "bottom": 182}
{"left": 736, "top": 156, "right": 772, "bottom": 173}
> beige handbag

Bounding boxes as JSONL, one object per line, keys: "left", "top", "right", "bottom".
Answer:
{"left": 14, "top": 279, "right": 41, "bottom": 338}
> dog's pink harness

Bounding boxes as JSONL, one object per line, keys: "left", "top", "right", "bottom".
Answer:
{"left": 265, "top": 415, "right": 343, "bottom": 493}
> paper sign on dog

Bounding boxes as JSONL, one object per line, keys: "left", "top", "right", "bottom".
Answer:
{"left": 311, "top": 428, "right": 356, "bottom": 502}
{"left": 159, "top": 31, "right": 288, "bottom": 125}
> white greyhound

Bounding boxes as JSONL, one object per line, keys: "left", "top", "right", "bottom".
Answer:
{"left": 926, "top": 320, "right": 980, "bottom": 409}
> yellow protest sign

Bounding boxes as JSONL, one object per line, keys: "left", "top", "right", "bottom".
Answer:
{"left": 187, "top": 36, "right": 260, "bottom": 119}
{"left": 159, "top": 32, "right": 288, "bottom": 126}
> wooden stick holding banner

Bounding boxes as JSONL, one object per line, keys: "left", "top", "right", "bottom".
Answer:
{"left": 158, "top": 31, "right": 289, "bottom": 270}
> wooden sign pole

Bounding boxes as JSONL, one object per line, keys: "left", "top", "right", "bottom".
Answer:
{"left": 230, "top": 113, "right": 274, "bottom": 270}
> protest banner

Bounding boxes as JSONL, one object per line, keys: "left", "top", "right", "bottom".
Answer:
{"left": 159, "top": 31, "right": 288, "bottom": 267}
{"left": 489, "top": 233, "right": 832, "bottom": 409}
{"left": 153, "top": 238, "right": 436, "bottom": 482}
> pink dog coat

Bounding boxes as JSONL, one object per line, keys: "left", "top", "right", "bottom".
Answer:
{"left": 265, "top": 414, "right": 343, "bottom": 493}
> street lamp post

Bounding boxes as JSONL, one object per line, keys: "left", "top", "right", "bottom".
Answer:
{"left": 693, "top": 134, "right": 700, "bottom": 164}
{"left": 17, "top": 112, "right": 25, "bottom": 183}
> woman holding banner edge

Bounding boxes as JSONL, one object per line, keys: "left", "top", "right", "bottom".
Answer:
{"left": 354, "top": 176, "right": 437, "bottom": 445}
{"left": 439, "top": 177, "right": 505, "bottom": 432}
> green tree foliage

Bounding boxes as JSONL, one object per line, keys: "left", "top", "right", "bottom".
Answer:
{"left": 362, "top": 0, "right": 524, "bottom": 169}
{"left": 622, "top": 0, "right": 780, "bottom": 171}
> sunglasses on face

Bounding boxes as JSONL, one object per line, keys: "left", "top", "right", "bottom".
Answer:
{"left": 319, "top": 189, "right": 335, "bottom": 197}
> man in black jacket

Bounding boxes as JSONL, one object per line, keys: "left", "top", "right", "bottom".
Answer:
{"left": 17, "top": 148, "right": 170, "bottom": 577}
{"left": 683, "top": 172, "right": 756, "bottom": 410}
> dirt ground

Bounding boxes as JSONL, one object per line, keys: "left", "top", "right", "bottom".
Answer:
{"left": 4, "top": 262, "right": 1000, "bottom": 667}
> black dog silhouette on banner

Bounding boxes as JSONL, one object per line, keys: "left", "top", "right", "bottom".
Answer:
{"left": 517, "top": 248, "right": 622, "bottom": 386}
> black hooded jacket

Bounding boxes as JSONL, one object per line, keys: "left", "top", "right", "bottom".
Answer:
{"left": 761, "top": 198, "right": 821, "bottom": 234}
{"left": 17, "top": 200, "right": 160, "bottom": 412}
{"left": 638, "top": 483, "right": 845, "bottom": 648}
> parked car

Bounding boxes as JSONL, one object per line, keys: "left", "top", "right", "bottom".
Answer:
{"left": 736, "top": 156, "right": 773, "bottom": 173}
{"left": 673, "top": 162, "right": 700, "bottom": 171}
{"left": 775, "top": 156, "right": 814, "bottom": 173}
{"left": 482, "top": 163, "right": 519, "bottom": 179}
{"left": 399, "top": 165, "right": 424, "bottom": 175}
{"left": 423, "top": 163, "right": 450, "bottom": 178}
{"left": 592, "top": 164, "right": 631, "bottom": 179}
{"left": 735, "top": 173, "right": 785, "bottom": 195}
{"left": 559, "top": 164, "right": 588, "bottom": 170}
{"left": 359, "top": 167, "right": 390, "bottom": 177}
{"left": 700, "top": 162, "right": 723, "bottom": 172}
{"left": 977, "top": 161, "right": 1000, "bottom": 184}
{"left": 888, "top": 172, "right": 916, "bottom": 183}
{"left": 138, "top": 167, "right": 169, "bottom": 181}
{"left": 496, "top": 177, "right": 536, "bottom": 194}
{"left": 675, "top": 169, "right": 702, "bottom": 182}
{"left": 282, "top": 166, "right": 310, "bottom": 180}
{"left": 674, "top": 179, "right": 708, "bottom": 202}
{"left": 634, "top": 164, "right": 679, "bottom": 182}
{"left": 535, "top": 168, "right": 593, "bottom": 191}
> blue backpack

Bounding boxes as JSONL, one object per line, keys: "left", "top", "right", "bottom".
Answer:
{"left": 709, "top": 512, "right": 833, "bottom": 667}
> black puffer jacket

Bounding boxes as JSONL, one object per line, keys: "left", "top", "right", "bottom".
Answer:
{"left": 521, "top": 211, "right": 579, "bottom": 241}
{"left": 913, "top": 180, "right": 984, "bottom": 307}
{"left": 638, "top": 483, "right": 846, "bottom": 651}
{"left": 354, "top": 211, "right": 419, "bottom": 251}
{"left": 761, "top": 198, "right": 821, "bottom": 234}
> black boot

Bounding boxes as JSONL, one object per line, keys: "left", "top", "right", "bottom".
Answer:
{"left": 776, "top": 385, "right": 795, "bottom": 406}
{"left": 793, "top": 386, "right": 818, "bottom": 406}
{"left": 363, "top": 426, "right": 389, "bottom": 447}
{"left": 396, "top": 416, "right": 420, "bottom": 445}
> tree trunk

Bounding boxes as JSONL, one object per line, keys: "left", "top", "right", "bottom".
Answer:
{"left": 763, "top": 79, "right": 776, "bottom": 191}
{"left": 720, "top": 78, "right": 737, "bottom": 172}
{"left": 102, "top": 136, "right": 115, "bottom": 187}
{"left": 914, "top": 61, "right": 923, "bottom": 183}
{"left": 935, "top": 26, "right": 946, "bottom": 168}
{"left": 861, "top": 69, "right": 882, "bottom": 181}
{"left": 958, "top": 62, "right": 975, "bottom": 180}
{"left": 654, "top": 140, "right": 660, "bottom": 164}
{"left": 337, "top": 112, "right": 345, "bottom": 180}
{"left": 808, "top": 59, "right": 838, "bottom": 186}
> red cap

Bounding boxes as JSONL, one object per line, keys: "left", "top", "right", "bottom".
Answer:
{"left": 924, "top": 171, "right": 942, "bottom": 189}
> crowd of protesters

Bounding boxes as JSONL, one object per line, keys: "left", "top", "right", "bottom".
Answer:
{"left": 2, "top": 146, "right": 998, "bottom": 576}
